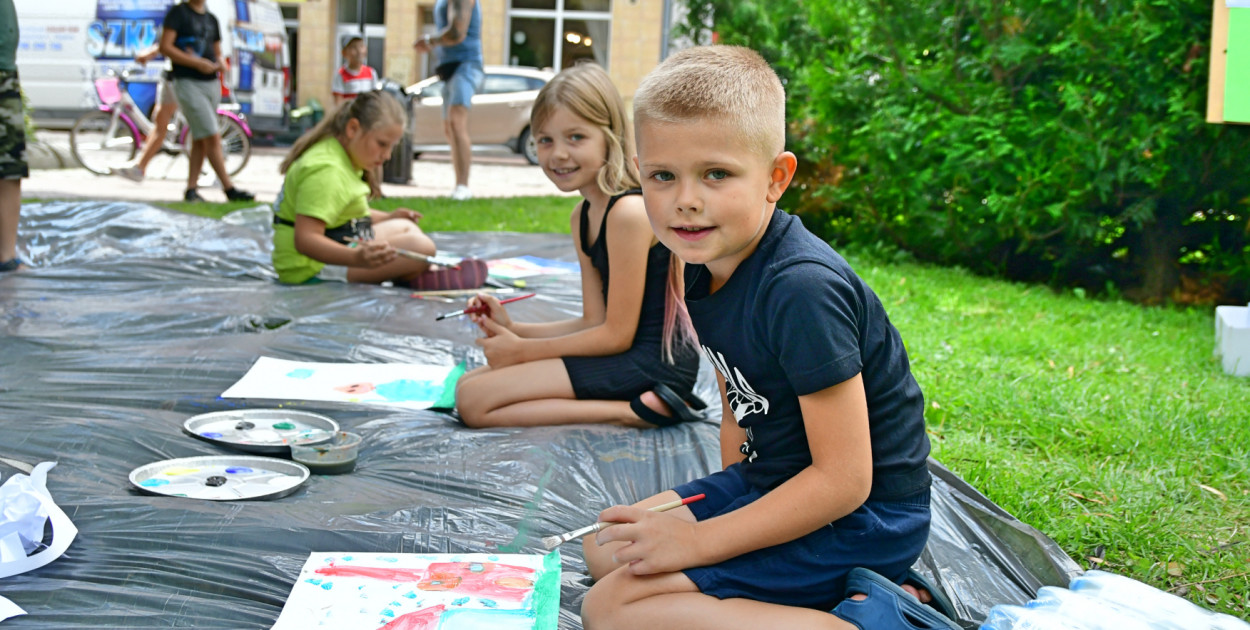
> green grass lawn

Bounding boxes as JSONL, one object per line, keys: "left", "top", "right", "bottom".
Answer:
{"left": 164, "top": 195, "right": 577, "bottom": 234}
{"left": 148, "top": 195, "right": 1250, "bottom": 617}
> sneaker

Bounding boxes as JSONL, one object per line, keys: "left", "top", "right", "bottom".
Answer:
{"left": 405, "top": 259, "right": 488, "bottom": 291}
{"left": 184, "top": 188, "right": 205, "bottom": 202}
{"left": 0, "top": 258, "right": 26, "bottom": 273}
{"left": 112, "top": 165, "right": 145, "bottom": 183}
{"left": 224, "top": 187, "right": 255, "bottom": 202}
{"left": 450, "top": 185, "right": 472, "bottom": 201}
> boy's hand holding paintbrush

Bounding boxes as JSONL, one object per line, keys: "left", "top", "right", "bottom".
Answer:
{"left": 587, "top": 494, "right": 708, "bottom": 576}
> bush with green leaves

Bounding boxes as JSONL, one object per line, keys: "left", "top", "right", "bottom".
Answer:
{"left": 678, "top": 1, "right": 1250, "bottom": 303}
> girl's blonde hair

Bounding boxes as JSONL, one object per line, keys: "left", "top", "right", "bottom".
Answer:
{"left": 530, "top": 62, "right": 640, "bottom": 196}
{"left": 534, "top": 63, "right": 696, "bottom": 363}
{"left": 279, "top": 91, "right": 406, "bottom": 199}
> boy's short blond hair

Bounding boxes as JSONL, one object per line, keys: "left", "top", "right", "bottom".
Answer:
{"left": 634, "top": 45, "right": 785, "bottom": 161}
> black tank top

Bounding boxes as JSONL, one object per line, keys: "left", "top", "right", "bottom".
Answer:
{"left": 578, "top": 189, "right": 670, "bottom": 344}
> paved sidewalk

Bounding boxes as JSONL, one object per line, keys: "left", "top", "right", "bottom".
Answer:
{"left": 21, "top": 131, "right": 571, "bottom": 205}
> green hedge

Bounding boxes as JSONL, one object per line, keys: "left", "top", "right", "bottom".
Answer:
{"left": 680, "top": 1, "right": 1250, "bottom": 303}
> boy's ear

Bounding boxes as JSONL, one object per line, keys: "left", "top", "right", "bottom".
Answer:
{"left": 633, "top": 155, "right": 640, "bottom": 175}
{"left": 766, "top": 151, "right": 798, "bottom": 203}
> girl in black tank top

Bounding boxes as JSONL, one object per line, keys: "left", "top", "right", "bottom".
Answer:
{"left": 453, "top": 63, "right": 703, "bottom": 428}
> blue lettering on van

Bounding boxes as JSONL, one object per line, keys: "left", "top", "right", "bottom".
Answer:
{"left": 86, "top": 19, "right": 161, "bottom": 60}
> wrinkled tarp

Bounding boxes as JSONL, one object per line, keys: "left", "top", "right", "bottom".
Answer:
{"left": 0, "top": 201, "right": 1081, "bottom": 629}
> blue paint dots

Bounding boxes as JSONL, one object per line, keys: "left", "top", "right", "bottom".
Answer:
{"left": 305, "top": 578, "right": 323, "bottom": 585}
{"left": 451, "top": 597, "right": 469, "bottom": 606}
{"left": 320, "top": 581, "right": 334, "bottom": 590}
{"left": 287, "top": 369, "right": 314, "bottom": 379}
{"left": 225, "top": 467, "right": 253, "bottom": 474}
{"left": 480, "top": 599, "right": 498, "bottom": 608}
{"left": 200, "top": 432, "right": 223, "bottom": 438}
{"left": 139, "top": 479, "right": 170, "bottom": 487}
{"left": 402, "top": 591, "right": 417, "bottom": 599}
{"left": 468, "top": 562, "right": 485, "bottom": 573}
{"left": 342, "top": 555, "right": 353, "bottom": 561}
{"left": 380, "top": 609, "right": 395, "bottom": 618}
{"left": 379, "top": 556, "right": 399, "bottom": 563}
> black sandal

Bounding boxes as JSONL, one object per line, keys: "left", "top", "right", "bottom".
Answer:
{"left": 630, "top": 383, "right": 707, "bottom": 427}
{"left": 0, "top": 258, "right": 24, "bottom": 272}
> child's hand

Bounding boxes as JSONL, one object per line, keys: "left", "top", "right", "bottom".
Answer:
{"left": 593, "top": 505, "right": 702, "bottom": 576}
{"left": 473, "top": 318, "right": 527, "bottom": 367}
{"left": 387, "top": 208, "right": 422, "bottom": 223}
{"left": 352, "top": 241, "right": 396, "bottom": 268}
{"left": 467, "top": 294, "right": 514, "bottom": 330}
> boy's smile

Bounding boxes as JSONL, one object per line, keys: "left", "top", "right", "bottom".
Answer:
{"left": 636, "top": 118, "right": 796, "bottom": 287}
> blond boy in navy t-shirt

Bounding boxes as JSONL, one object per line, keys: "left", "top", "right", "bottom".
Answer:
{"left": 579, "top": 46, "right": 961, "bottom": 630}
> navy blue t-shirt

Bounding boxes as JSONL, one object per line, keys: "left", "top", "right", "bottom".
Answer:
{"left": 684, "top": 209, "right": 930, "bottom": 500}
{"left": 163, "top": 3, "right": 221, "bottom": 82}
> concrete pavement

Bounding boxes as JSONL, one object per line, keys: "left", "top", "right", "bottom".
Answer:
{"left": 20, "top": 131, "right": 572, "bottom": 205}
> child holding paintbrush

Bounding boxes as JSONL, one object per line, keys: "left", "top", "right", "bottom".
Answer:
{"left": 272, "top": 91, "right": 487, "bottom": 289}
{"left": 578, "top": 47, "right": 960, "bottom": 630}
{"left": 453, "top": 63, "right": 704, "bottom": 428}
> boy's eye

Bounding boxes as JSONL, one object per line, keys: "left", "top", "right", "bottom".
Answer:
{"left": 707, "top": 169, "right": 729, "bottom": 181}
{"left": 569, "top": 134, "right": 585, "bottom": 142}
{"left": 536, "top": 137, "right": 552, "bottom": 145}
{"left": 650, "top": 171, "right": 675, "bottom": 183}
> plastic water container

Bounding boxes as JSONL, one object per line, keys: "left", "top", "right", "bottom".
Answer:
{"left": 980, "top": 603, "right": 1096, "bottom": 630}
{"left": 980, "top": 570, "right": 1250, "bottom": 630}
{"left": 1070, "top": 571, "right": 1249, "bottom": 630}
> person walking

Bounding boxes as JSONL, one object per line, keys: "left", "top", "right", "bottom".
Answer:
{"left": 159, "top": 0, "right": 254, "bottom": 202}
{"left": 414, "top": 0, "right": 482, "bottom": 201}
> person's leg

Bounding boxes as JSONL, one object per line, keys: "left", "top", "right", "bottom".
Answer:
{"left": 186, "top": 138, "right": 207, "bottom": 195}
{"left": 133, "top": 102, "right": 174, "bottom": 172}
{"left": 445, "top": 104, "right": 471, "bottom": 187}
{"left": 454, "top": 360, "right": 656, "bottom": 428}
{"left": 0, "top": 179, "right": 21, "bottom": 267}
{"left": 201, "top": 132, "right": 235, "bottom": 190}
{"left": 0, "top": 69, "right": 28, "bottom": 268}
{"left": 581, "top": 568, "right": 853, "bottom": 630}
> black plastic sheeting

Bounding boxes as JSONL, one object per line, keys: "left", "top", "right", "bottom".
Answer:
{"left": 0, "top": 201, "right": 1082, "bottom": 629}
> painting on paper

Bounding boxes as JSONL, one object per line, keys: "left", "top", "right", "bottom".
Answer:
{"left": 221, "top": 357, "right": 461, "bottom": 409}
{"left": 487, "top": 256, "right": 579, "bottom": 280}
{"left": 271, "top": 552, "right": 561, "bottom": 630}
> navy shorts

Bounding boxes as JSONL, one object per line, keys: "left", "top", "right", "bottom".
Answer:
{"left": 673, "top": 463, "right": 931, "bottom": 610}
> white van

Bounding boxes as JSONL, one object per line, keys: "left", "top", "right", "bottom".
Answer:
{"left": 14, "top": 0, "right": 290, "bottom": 133}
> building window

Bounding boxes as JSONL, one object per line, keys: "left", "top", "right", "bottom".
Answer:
{"left": 508, "top": 0, "right": 611, "bottom": 71}
{"left": 338, "top": 0, "right": 386, "bottom": 26}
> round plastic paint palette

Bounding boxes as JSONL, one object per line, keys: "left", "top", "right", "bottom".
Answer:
{"left": 129, "top": 456, "right": 310, "bottom": 501}
{"left": 183, "top": 409, "right": 338, "bottom": 454}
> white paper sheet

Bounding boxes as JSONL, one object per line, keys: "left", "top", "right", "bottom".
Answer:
{"left": 221, "top": 357, "right": 456, "bottom": 409}
{"left": 0, "top": 595, "right": 26, "bottom": 623}
{"left": 0, "top": 462, "right": 79, "bottom": 580}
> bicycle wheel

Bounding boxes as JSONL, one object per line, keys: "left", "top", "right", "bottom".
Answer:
{"left": 70, "top": 110, "right": 138, "bottom": 175}
{"left": 218, "top": 115, "right": 251, "bottom": 177}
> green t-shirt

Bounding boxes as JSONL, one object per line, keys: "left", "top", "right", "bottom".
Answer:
{"left": 1, "top": 0, "right": 18, "bottom": 72}
{"left": 272, "top": 136, "right": 371, "bottom": 284}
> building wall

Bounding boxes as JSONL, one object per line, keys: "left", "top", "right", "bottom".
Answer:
{"left": 291, "top": 0, "right": 665, "bottom": 111}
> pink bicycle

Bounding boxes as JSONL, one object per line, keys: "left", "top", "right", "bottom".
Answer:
{"left": 70, "top": 70, "right": 252, "bottom": 177}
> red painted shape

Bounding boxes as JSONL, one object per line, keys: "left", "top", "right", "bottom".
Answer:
{"left": 379, "top": 604, "right": 446, "bottom": 630}
{"left": 314, "top": 561, "right": 536, "bottom": 603}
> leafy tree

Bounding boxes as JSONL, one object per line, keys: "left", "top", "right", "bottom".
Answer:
{"left": 679, "top": 0, "right": 1250, "bottom": 303}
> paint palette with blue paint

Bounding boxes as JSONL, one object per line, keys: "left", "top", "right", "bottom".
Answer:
{"left": 183, "top": 409, "right": 339, "bottom": 454}
{"left": 129, "top": 455, "right": 311, "bottom": 501}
